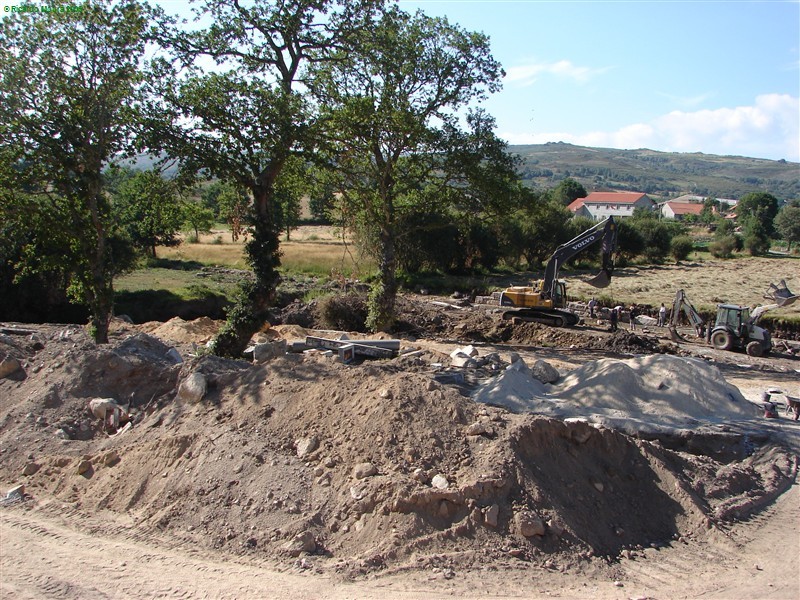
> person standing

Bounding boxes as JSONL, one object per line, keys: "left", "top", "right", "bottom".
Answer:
{"left": 588, "top": 297, "right": 598, "bottom": 318}
{"left": 658, "top": 303, "right": 667, "bottom": 327}
{"left": 609, "top": 306, "right": 619, "bottom": 332}
{"left": 629, "top": 304, "right": 638, "bottom": 331}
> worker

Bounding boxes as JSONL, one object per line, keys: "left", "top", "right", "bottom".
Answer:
{"left": 588, "top": 297, "right": 598, "bottom": 318}
{"left": 761, "top": 391, "right": 779, "bottom": 419}
{"left": 658, "top": 303, "right": 667, "bottom": 327}
{"left": 609, "top": 306, "right": 619, "bottom": 332}
{"left": 629, "top": 304, "right": 638, "bottom": 331}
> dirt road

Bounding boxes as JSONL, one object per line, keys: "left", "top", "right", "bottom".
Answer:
{"left": 2, "top": 482, "right": 798, "bottom": 599}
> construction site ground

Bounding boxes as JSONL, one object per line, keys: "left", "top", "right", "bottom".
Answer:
{"left": 1, "top": 293, "right": 799, "bottom": 600}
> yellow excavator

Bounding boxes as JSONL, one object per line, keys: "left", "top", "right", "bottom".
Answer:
{"left": 668, "top": 281, "right": 798, "bottom": 357}
{"left": 499, "top": 217, "right": 618, "bottom": 327}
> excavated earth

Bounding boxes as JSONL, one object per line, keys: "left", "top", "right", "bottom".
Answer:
{"left": 1, "top": 295, "right": 799, "bottom": 593}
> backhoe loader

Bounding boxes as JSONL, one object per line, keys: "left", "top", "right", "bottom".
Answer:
{"left": 499, "top": 217, "right": 618, "bottom": 327}
{"left": 668, "top": 280, "right": 797, "bottom": 357}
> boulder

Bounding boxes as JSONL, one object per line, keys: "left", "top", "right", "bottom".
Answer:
{"left": 531, "top": 359, "right": 560, "bottom": 384}
{"left": 353, "top": 462, "right": 377, "bottom": 479}
{"left": 295, "top": 436, "right": 319, "bottom": 458}
{"left": 515, "top": 510, "right": 545, "bottom": 537}
{"left": 0, "top": 355, "right": 21, "bottom": 378}
{"left": 177, "top": 373, "right": 207, "bottom": 403}
{"left": 431, "top": 474, "right": 449, "bottom": 489}
{"left": 253, "top": 340, "right": 287, "bottom": 363}
{"left": 283, "top": 531, "right": 316, "bottom": 557}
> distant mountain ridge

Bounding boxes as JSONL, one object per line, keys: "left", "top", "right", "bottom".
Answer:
{"left": 509, "top": 142, "right": 800, "bottom": 201}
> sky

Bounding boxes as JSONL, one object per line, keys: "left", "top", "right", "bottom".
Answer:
{"left": 396, "top": 0, "right": 800, "bottom": 162}
{"left": 157, "top": 0, "right": 800, "bottom": 162}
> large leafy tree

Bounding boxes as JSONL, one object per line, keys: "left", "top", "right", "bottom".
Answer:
{"left": 550, "top": 178, "right": 587, "bottom": 206}
{"left": 151, "top": 0, "right": 380, "bottom": 356}
{"left": 773, "top": 201, "right": 800, "bottom": 252}
{"left": 736, "top": 192, "right": 779, "bottom": 237}
{"left": 0, "top": 0, "right": 150, "bottom": 343}
{"left": 114, "top": 170, "right": 184, "bottom": 258}
{"left": 310, "top": 7, "right": 510, "bottom": 330}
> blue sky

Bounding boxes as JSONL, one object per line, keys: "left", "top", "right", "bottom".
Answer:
{"left": 397, "top": 0, "right": 800, "bottom": 162}
{"left": 158, "top": 0, "right": 799, "bottom": 162}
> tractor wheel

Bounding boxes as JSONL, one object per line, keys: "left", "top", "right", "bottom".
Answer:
{"left": 710, "top": 329, "right": 734, "bottom": 351}
{"left": 746, "top": 340, "right": 765, "bottom": 357}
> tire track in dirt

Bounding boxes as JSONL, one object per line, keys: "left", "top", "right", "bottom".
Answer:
{"left": 618, "top": 482, "right": 800, "bottom": 599}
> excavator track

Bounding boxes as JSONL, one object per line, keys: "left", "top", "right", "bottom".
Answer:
{"left": 501, "top": 309, "right": 580, "bottom": 328}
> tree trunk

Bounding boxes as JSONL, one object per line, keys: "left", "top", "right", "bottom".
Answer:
{"left": 212, "top": 181, "right": 282, "bottom": 357}
{"left": 367, "top": 228, "right": 398, "bottom": 332}
{"left": 86, "top": 183, "right": 112, "bottom": 344}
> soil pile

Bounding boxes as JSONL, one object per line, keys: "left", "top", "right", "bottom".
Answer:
{"left": 1, "top": 323, "right": 796, "bottom": 578}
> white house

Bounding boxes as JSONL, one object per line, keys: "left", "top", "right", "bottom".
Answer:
{"left": 568, "top": 192, "right": 656, "bottom": 220}
{"left": 661, "top": 201, "right": 705, "bottom": 221}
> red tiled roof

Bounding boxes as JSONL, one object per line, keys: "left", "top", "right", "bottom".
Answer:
{"left": 664, "top": 201, "right": 704, "bottom": 215}
{"left": 567, "top": 198, "right": 585, "bottom": 211}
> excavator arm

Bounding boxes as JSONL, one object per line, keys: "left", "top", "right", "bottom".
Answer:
{"left": 540, "top": 217, "right": 618, "bottom": 301}
{"left": 668, "top": 289, "right": 705, "bottom": 341}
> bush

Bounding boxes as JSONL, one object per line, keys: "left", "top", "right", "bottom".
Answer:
{"left": 315, "top": 293, "right": 368, "bottom": 332}
{"left": 670, "top": 235, "right": 694, "bottom": 262}
{"left": 709, "top": 236, "right": 737, "bottom": 258}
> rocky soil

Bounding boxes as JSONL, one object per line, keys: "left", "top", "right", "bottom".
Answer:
{"left": 1, "top": 296, "right": 799, "bottom": 598}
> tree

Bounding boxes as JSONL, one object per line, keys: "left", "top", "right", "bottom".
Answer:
{"left": 151, "top": 0, "right": 380, "bottom": 356}
{"left": 114, "top": 170, "right": 184, "bottom": 258}
{"left": 736, "top": 192, "right": 779, "bottom": 237}
{"left": 773, "top": 203, "right": 800, "bottom": 252}
{"left": 310, "top": 7, "right": 508, "bottom": 330}
{"left": 550, "top": 178, "right": 587, "bottom": 206}
{"left": 0, "top": 0, "right": 151, "bottom": 343}
{"left": 183, "top": 202, "right": 217, "bottom": 241}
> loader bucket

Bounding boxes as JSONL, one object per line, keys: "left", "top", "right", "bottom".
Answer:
{"left": 764, "top": 280, "right": 799, "bottom": 307}
{"left": 668, "top": 326, "right": 685, "bottom": 343}
{"left": 586, "top": 269, "right": 611, "bottom": 289}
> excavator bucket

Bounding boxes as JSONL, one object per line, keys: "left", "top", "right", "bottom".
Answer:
{"left": 586, "top": 269, "right": 611, "bottom": 289}
{"left": 764, "top": 280, "right": 799, "bottom": 308}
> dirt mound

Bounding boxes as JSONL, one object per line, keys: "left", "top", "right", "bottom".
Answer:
{"left": 140, "top": 316, "right": 222, "bottom": 344}
{"left": 586, "top": 330, "right": 670, "bottom": 354}
{"left": 1, "top": 325, "right": 796, "bottom": 578}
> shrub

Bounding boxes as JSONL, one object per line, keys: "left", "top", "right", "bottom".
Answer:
{"left": 315, "top": 293, "right": 368, "bottom": 332}
{"left": 670, "top": 235, "right": 694, "bottom": 262}
{"left": 709, "top": 236, "right": 737, "bottom": 258}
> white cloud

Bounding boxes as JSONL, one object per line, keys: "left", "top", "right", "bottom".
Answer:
{"left": 501, "top": 94, "right": 800, "bottom": 162}
{"left": 505, "top": 59, "right": 608, "bottom": 86}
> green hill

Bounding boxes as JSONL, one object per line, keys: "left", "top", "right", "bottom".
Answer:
{"left": 510, "top": 142, "right": 800, "bottom": 201}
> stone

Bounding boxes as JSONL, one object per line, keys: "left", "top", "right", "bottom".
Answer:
{"left": 515, "top": 510, "right": 546, "bottom": 537}
{"left": 484, "top": 504, "right": 500, "bottom": 527}
{"left": 295, "top": 436, "right": 319, "bottom": 458}
{"left": 177, "top": 373, "right": 207, "bottom": 404}
{"left": 465, "top": 422, "right": 488, "bottom": 436}
{"left": 54, "top": 429, "right": 70, "bottom": 440}
{"left": 165, "top": 348, "right": 183, "bottom": 364}
{"left": 253, "top": 340, "right": 287, "bottom": 363}
{"left": 449, "top": 352, "right": 476, "bottom": 368}
{"left": 0, "top": 355, "right": 21, "bottom": 378}
{"left": 77, "top": 460, "right": 92, "bottom": 475}
{"left": 353, "top": 462, "right": 377, "bottom": 479}
{"left": 594, "top": 482, "right": 604, "bottom": 493}
{"left": 530, "top": 359, "right": 560, "bottom": 384}
{"left": 431, "top": 474, "right": 449, "bottom": 489}
{"left": 21, "top": 462, "right": 40, "bottom": 476}
{"left": 508, "top": 352, "right": 523, "bottom": 365}
{"left": 378, "top": 388, "right": 392, "bottom": 399}
{"left": 547, "top": 518, "right": 565, "bottom": 537}
{"left": 283, "top": 531, "right": 316, "bottom": 557}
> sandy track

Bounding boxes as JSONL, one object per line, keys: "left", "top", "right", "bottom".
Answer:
{"left": 2, "top": 482, "right": 798, "bottom": 600}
